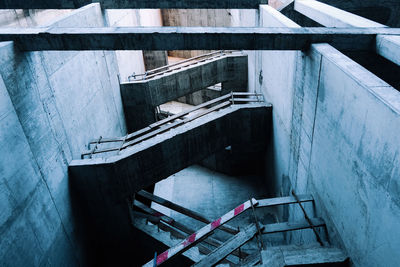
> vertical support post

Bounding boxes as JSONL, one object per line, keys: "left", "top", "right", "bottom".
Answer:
{"left": 250, "top": 198, "right": 264, "bottom": 264}
{"left": 153, "top": 252, "right": 157, "bottom": 267}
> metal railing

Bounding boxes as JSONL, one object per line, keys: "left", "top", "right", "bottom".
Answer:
{"left": 81, "top": 92, "right": 264, "bottom": 159}
{"left": 127, "top": 50, "right": 240, "bottom": 81}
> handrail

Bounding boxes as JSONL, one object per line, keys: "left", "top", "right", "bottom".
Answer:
{"left": 142, "top": 198, "right": 258, "bottom": 267}
{"left": 133, "top": 199, "right": 246, "bottom": 260}
{"left": 81, "top": 92, "right": 264, "bottom": 158}
{"left": 127, "top": 50, "right": 239, "bottom": 81}
{"left": 137, "top": 190, "right": 239, "bottom": 235}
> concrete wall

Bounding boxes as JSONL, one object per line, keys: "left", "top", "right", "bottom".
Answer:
{"left": 105, "top": 9, "right": 166, "bottom": 81}
{"left": 161, "top": 9, "right": 258, "bottom": 58}
{"left": 0, "top": 9, "right": 72, "bottom": 27}
{"left": 261, "top": 4, "right": 400, "bottom": 266}
{"left": 300, "top": 43, "right": 400, "bottom": 267}
{"left": 0, "top": 4, "right": 126, "bottom": 266}
{"left": 259, "top": 5, "right": 301, "bottom": 197}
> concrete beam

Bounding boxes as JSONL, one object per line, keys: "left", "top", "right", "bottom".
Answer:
{"left": 377, "top": 35, "right": 400, "bottom": 67}
{"left": 294, "top": 1, "right": 400, "bottom": 67}
{"left": 1, "top": 27, "right": 400, "bottom": 51}
{"left": 318, "top": 0, "right": 400, "bottom": 28}
{"left": 295, "top": 0, "right": 385, "bottom": 28}
{"left": 120, "top": 53, "right": 248, "bottom": 131}
{"left": 0, "top": 0, "right": 268, "bottom": 9}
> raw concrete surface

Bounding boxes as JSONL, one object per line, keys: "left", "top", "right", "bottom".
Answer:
{"left": 70, "top": 103, "right": 271, "bottom": 201}
{"left": 0, "top": 4, "right": 125, "bottom": 266}
{"left": 0, "top": 27, "right": 392, "bottom": 51}
{"left": 303, "top": 43, "right": 400, "bottom": 267}
{"left": 319, "top": 0, "right": 400, "bottom": 27}
{"left": 0, "top": 0, "right": 269, "bottom": 9}
{"left": 259, "top": 5, "right": 400, "bottom": 266}
{"left": 69, "top": 103, "right": 271, "bottom": 265}
{"left": 120, "top": 53, "right": 248, "bottom": 131}
{"left": 153, "top": 165, "right": 285, "bottom": 248}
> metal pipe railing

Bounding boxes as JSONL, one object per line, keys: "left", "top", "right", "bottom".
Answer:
{"left": 127, "top": 50, "right": 239, "bottom": 81}
{"left": 81, "top": 92, "right": 264, "bottom": 158}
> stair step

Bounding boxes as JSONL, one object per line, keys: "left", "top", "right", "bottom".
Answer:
{"left": 260, "top": 245, "right": 348, "bottom": 266}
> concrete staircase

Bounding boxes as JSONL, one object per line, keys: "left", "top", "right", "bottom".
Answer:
{"left": 133, "top": 215, "right": 348, "bottom": 267}
{"left": 132, "top": 192, "right": 349, "bottom": 267}
{"left": 120, "top": 51, "right": 248, "bottom": 131}
{"left": 69, "top": 95, "right": 271, "bottom": 204}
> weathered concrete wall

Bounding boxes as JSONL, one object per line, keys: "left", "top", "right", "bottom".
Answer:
{"left": 105, "top": 9, "right": 166, "bottom": 81}
{"left": 0, "top": 4, "right": 125, "bottom": 266}
{"left": 105, "top": 9, "right": 146, "bottom": 81}
{"left": 299, "top": 43, "right": 400, "bottom": 267}
{"left": 162, "top": 9, "right": 258, "bottom": 58}
{"left": 259, "top": 5, "right": 300, "bottom": 197}
{"left": 0, "top": 9, "right": 72, "bottom": 27}
{"left": 260, "top": 4, "right": 400, "bottom": 266}
{"left": 161, "top": 8, "right": 258, "bottom": 92}
{"left": 120, "top": 53, "right": 248, "bottom": 131}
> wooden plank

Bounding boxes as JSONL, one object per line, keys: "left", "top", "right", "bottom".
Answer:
{"left": 257, "top": 195, "right": 313, "bottom": 208}
{"left": 133, "top": 200, "right": 246, "bottom": 258}
{"left": 142, "top": 199, "right": 258, "bottom": 267}
{"left": 137, "top": 190, "right": 239, "bottom": 235}
{"left": 156, "top": 221, "right": 236, "bottom": 265}
{"left": 131, "top": 210, "right": 161, "bottom": 223}
{"left": 193, "top": 224, "right": 260, "bottom": 267}
{"left": 2, "top": 27, "right": 400, "bottom": 51}
{"left": 261, "top": 218, "right": 325, "bottom": 234}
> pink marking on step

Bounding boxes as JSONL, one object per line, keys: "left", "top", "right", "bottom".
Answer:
{"left": 183, "top": 233, "right": 197, "bottom": 247}
{"left": 211, "top": 217, "right": 222, "bottom": 230}
{"left": 154, "top": 212, "right": 164, "bottom": 217}
{"left": 234, "top": 204, "right": 245, "bottom": 216}
{"left": 156, "top": 251, "right": 169, "bottom": 265}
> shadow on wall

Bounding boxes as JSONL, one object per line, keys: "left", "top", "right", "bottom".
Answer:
{"left": 68, "top": 170, "right": 193, "bottom": 266}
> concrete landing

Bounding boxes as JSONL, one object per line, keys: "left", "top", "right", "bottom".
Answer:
{"left": 120, "top": 52, "right": 248, "bottom": 131}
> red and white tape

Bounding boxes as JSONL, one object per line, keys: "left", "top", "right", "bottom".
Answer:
{"left": 143, "top": 198, "right": 258, "bottom": 267}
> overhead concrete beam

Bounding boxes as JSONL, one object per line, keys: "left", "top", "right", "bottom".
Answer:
{"left": 295, "top": 0, "right": 385, "bottom": 28}
{"left": 294, "top": 1, "right": 400, "bottom": 67}
{"left": 377, "top": 35, "right": 400, "bottom": 67}
{"left": 1, "top": 27, "right": 400, "bottom": 51}
{"left": 0, "top": 0, "right": 268, "bottom": 9}
{"left": 318, "top": 0, "right": 400, "bottom": 28}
